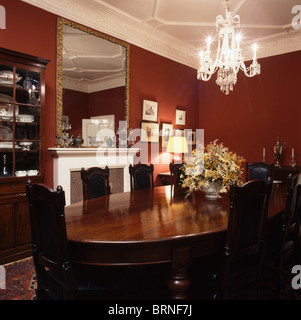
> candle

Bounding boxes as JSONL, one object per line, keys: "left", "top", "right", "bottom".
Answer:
{"left": 206, "top": 37, "right": 212, "bottom": 52}
{"left": 292, "top": 148, "right": 294, "bottom": 157}
{"left": 263, "top": 147, "right": 265, "bottom": 157}
{"left": 252, "top": 43, "right": 257, "bottom": 62}
{"left": 236, "top": 33, "right": 241, "bottom": 50}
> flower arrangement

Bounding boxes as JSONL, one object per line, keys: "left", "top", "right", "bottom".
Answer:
{"left": 181, "top": 140, "right": 245, "bottom": 195}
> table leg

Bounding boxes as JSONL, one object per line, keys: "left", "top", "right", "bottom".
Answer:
{"left": 167, "top": 245, "right": 191, "bottom": 299}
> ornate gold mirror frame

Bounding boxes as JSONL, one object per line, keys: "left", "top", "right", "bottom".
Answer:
{"left": 56, "top": 17, "right": 130, "bottom": 145}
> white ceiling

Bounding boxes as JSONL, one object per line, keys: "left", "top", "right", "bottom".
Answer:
{"left": 62, "top": 25, "right": 126, "bottom": 93}
{"left": 23, "top": 0, "right": 301, "bottom": 69}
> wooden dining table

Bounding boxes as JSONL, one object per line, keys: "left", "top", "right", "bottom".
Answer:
{"left": 65, "top": 183, "right": 286, "bottom": 299}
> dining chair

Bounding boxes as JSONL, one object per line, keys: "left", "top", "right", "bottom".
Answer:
{"left": 129, "top": 163, "right": 154, "bottom": 191}
{"left": 26, "top": 180, "right": 126, "bottom": 300}
{"left": 246, "top": 161, "right": 274, "bottom": 182}
{"left": 213, "top": 179, "right": 273, "bottom": 300}
{"left": 169, "top": 162, "right": 186, "bottom": 194}
{"left": 263, "top": 173, "right": 301, "bottom": 298}
{"left": 81, "top": 166, "right": 111, "bottom": 200}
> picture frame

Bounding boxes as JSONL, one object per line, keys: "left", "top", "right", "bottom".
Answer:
{"left": 174, "top": 129, "right": 184, "bottom": 137}
{"left": 161, "top": 123, "right": 173, "bottom": 148}
{"left": 142, "top": 100, "right": 158, "bottom": 122}
{"left": 175, "top": 109, "right": 186, "bottom": 126}
{"left": 185, "top": 129, "right": 196, "bottom": 145}
{"left": 140, "top": 121, "right": 160, "bottom": 143}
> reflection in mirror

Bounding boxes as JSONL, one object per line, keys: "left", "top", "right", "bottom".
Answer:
{"left": 56, "top": 17, "right": 129, "bottom": 147}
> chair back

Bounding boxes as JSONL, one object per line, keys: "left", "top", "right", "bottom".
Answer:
{"left": 81, "top": 166, "right": 111, "bottom": 200}
{"left": 246, "top": 162, "right": 274, "bottom": 181}
{"left": 217, "top": 179, "right": 272, "bottom": 299}
{"left": 129, "top": 163, "right": 154, "bottom": 191}
{"left": 169, "top": 163, "right": 186, "bottom": 194}
{"left": 281, "top": 173, "right": 301, "bottom": 255}
{"left": 26, "top": 180, "right": 77, "bottom": 299}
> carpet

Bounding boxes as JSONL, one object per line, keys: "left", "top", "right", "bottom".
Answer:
{"left": 0, "top": 257, "right": 36, "bottom": 300}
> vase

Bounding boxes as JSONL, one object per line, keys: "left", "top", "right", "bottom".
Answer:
{"left": 201, "top": 182, "right": 222, "bottom": 200}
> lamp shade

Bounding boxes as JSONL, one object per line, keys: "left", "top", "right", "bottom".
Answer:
{"left": 166, "top": 136, "right": 188, "bottom": 153}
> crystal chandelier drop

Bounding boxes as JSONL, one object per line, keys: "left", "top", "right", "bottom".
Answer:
{"left": 197, "top": 0, "right": 261, "bottom": 95}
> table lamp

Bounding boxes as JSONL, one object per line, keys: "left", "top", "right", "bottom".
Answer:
{"left": 166, "top": 136, "right": 188, "bottom": 163}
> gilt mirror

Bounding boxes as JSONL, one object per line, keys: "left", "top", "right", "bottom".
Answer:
{"left": 56, "top": 17, "right": 130, "bottom": 147}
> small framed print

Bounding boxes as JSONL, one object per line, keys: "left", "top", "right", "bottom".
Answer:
{"left": 142, "top": 100, "right": 158, "bottom": 122}
{"left": 161, "top": 123, "right": 173, "bottom": 148}
{"left": 175, "top": 109, "right": 186, "bottom": 126}
{"left": 140, "top": 121, "right": 160, "bottom": 143}
{"left": 174, "top": 129, "right": 184, "bottom": 137}
{"left": 185, "top": 130, "right": 196, "bottom": 145}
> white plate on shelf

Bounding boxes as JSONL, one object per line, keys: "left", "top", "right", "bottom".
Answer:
{"left": 0, "top": 70, "right": 22, "bottom": 84}
{"left": 273, "top": 180, "right": 283, "bottom": 184}
{"left": 0, "top": 142, "right": 21, "bottom": 149}
{"left": 16, "top": 114, "right": 34, "bottom": 122}
{"left": 0, "top": 104, "right": 19, "bottom": 117}
{"left": 0, "top": 125, "right": 13, "bottom": 140}
{"left": 0, "top": 93, "right": 14, "bottom": 103}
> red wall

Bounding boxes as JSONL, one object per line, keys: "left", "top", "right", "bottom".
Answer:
{"left": 129, "top": 45, "right": 199, "bottom": 185}
{"left": 0, "top": 0, "right": 57, "bottom": 187}
{"left": 89, "top": 86, "right": 126, "bottom": 132}
{"left": 63, "top": 89, "right": 89, "bottom": 137}
{"left": 199, "top": 51, "right": 301, "bottom": 167}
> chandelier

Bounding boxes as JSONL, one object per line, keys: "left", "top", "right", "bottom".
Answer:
{"left": 197, "top": 0, "right": 261, "bottom": 95}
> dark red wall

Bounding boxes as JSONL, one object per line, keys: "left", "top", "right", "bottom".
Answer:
{"left": 129, "top": 45, "right": 199, "bottom": 185}
{"left": 63, "top": 89, "right": 89, "bottom": 137}
{"left": 199, "top": 51, "right": 301, "bottom": 167}
{"left": 89, "top": 86, "right": 126, "bottom": 132}
{"left": 0, "top": 0, "right": 57, "bottom": 187}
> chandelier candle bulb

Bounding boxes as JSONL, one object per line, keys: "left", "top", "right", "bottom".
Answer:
{"left": 206, "top": 37, "right": 212, "bottom": 52}
{"left": 292, "top": 148, "right": 294, "bottom": 157}
{"left": 252, "top": 43, "right": 257, "bottom": 62}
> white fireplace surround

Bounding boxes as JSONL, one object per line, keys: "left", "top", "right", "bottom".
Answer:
{"left": 48, "top": 147, "right": 140, "bottom": 205}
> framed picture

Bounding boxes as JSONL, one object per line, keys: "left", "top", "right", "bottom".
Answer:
{"left": 185, "top": 130, "right": 196, "bottom": 145}
{"left": 174, "top": 129, "right": 184, "bottom": 137}
{"left": 161, "top": 123, "right": 173, "bottom": 148}
{"left": 142, "top": 100, "right": 158, "bottom": 122}
{"left": 175, "top": 109, "right": 186, "bottom": 125}
{"left": 140, "top": 121, "right": 160, "bottom": 143}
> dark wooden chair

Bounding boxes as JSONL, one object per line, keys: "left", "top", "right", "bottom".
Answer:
{"left": 81, "top": 166, "right": 110, "bottom": 200}
{"left": 169, "top": 163, "right": 186, "bottom": 194}
{"left": 26, "top": 180, "right": 125, "bottom": 300}
{"left": 263, "top": 173, "right": 301, "bottom": 298}
{"left": 214, "top": 179, "right": 273, "bottom": 300}
{"left": 129, "top": 163, "right": 154, "bottom": 191}
{"left": 246, "top": 162, "right": 274, "bottom": 182}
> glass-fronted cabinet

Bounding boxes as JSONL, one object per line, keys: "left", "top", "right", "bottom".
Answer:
{"left": 0, "top": 65, "right": 43, "bottom": 177}
{"left": 0, "top": 48, "right": 49, "bottom": 264}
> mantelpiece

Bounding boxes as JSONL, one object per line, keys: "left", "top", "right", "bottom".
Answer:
{"left": 48, "top": 147, "right": 139, "bottom": 205}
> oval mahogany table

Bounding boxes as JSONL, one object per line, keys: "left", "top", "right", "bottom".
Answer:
{"left": 65, "top": 183, "right": 286, "bottom": 299}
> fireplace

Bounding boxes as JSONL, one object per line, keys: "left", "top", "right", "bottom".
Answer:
{"left": 48, "top": 147, "right": 139, "bottom": 205}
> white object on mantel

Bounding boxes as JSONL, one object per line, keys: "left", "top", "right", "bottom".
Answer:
{"left": 48, "top": 147, "right": 140, "bottom": 205}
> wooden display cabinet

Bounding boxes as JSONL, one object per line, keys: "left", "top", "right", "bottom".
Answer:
{"left": 0, "top": 48, "right": 49, "bottom": 264}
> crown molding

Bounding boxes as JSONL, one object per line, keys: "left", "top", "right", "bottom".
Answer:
{"left": 63, "top": 74, "right": 125, "bottom": 93}
{"left": 22, "top": 0, "right": 199, "bottom": 69}
{"left": 22, "top": 0, "right": 301, "bottom": 69}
